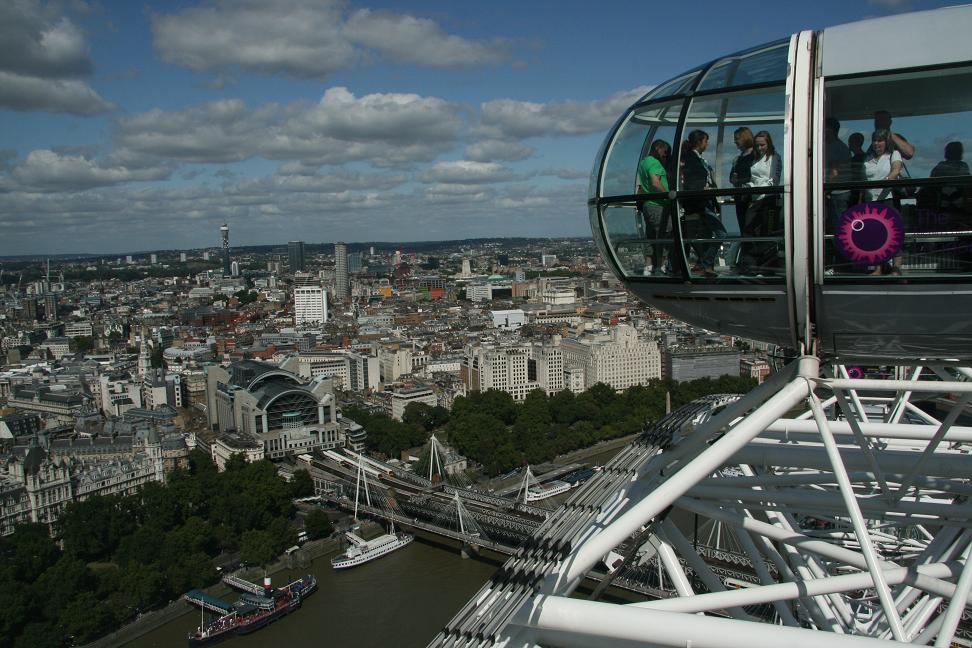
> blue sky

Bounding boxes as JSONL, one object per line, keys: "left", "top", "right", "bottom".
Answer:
{"left": 0, "top": 0, "right": 957, "bottom": 255}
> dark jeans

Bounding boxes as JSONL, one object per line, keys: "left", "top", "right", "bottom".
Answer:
{"left": 683, "top": 213, "right": 720, "bottom": 269}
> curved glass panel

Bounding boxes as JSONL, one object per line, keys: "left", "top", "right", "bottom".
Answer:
{"left": 677, "top": 194, "right": 785, "bottom": 280}
{"left": 823, "top": 64, "right": 972, "bottom": 278}
{"left": 600, "top": 100, "right": 682, "bottom": 198}
{"left": 638, "top": 70, "right": 700, "bottom": 103}
{"left": 679, "top": 87, "right": 785, "bottom": 191}
{"left": 696, "top": 40, "right": 789, "bottom": 92}
{"left": 599, "top": 203, "right": 680, "bottom": 279}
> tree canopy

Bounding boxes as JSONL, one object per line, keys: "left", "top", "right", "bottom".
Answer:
{"left": 1, "top": 450, "right": 303, "bottom": 647}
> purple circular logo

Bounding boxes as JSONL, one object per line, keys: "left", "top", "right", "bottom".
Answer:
{"left": 835, "top": 202, "right": 904, "bottom": 265}
{"left": 846, "top": 367, "right": 864, "bottom": 379}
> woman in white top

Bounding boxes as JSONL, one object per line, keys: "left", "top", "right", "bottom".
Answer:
{"left": 736, "top": 130, "right": 784, "bottom": 275}
{"left": 863, "top": 128, "right": 903, "bottom": 202}
{"left": 743, "top": 131, "right": 783, "bottom": 236}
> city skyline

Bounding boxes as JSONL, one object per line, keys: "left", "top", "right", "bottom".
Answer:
{"left": 0, "top": 0, "right": 950, "bottom": 256}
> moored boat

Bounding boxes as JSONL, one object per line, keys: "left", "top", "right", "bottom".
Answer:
{"left": 331, "top": 530, "right": 413, "bottom": 569}
{"left": 186, "top": 574, "right": 317, "bottom": 647}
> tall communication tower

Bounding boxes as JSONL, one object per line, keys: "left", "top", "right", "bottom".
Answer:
{"left": 220, "top": 223, "right": 230, "bottom": 275}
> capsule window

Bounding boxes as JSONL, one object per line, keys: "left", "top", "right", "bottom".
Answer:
{"left": 696, "top": 40, "right": 789, "bottom": 92}
{"left": 822, "top": 64, "right": 972, "bottom": 278}
{"left": 676, "top": 86, "right": 786, "bottom": 280}
{"left": 600, "top": 100, "right": 681, "bottom": 199}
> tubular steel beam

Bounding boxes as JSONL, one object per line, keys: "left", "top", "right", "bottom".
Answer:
{"left": 550, "top": 360, "right": 817, "bottom": 592}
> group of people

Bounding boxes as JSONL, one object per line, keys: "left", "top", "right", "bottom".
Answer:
{"left": 635, "top": 108, "right": 970, "bottom": 279}
{"left": 636, "top": 127, "right": 783, "bottom": 277}
{"left": 826, "top": 111, "right": 970, "bottom": 275}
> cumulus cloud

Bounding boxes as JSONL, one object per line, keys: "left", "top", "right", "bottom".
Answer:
{"left": 227, "top": 168, "right": 406, "bottom": 194}
{"left": 537, "top": 168, "right": 588, "bottom": 180}
{"left": 151, "top": 0, "right": 511, "bottom": 79}
{"left": 420, "top": 160, "right": 516, "bottom": 185}
{"left": 151, "top": 0, "right": 354, "bottom": 79}
{"left": 0, "top": 1, "right": 115, "bottom": 114}
{"left": 478, "top": 86, "right": 652, "bottom": 139}
{"left": 0, "top": 0, "right": 91, "bottom": 78}
{"left": 464, "top": 139, "right": 534, "bottom": 162}
{"left": 116, "top": 88, "right": 463, "bottom": 167}
{"left": 343, "top": 9, "right": 510, "bottom": 67}
{"left": 0, "top": 71, "right": 116, "bottom": 114}
{"left": 114, "top": 99, "right": 270, "bottom": 163}
{"left": 9, "top": 149, "right": 171, "bottom": 191}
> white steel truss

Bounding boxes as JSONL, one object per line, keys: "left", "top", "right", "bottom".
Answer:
{"left": 430, "top": 356, "right": 972, "bottom": 647}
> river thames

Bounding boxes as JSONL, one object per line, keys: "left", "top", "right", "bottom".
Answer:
{"left": 128, "top": 538, "right": 497, "bottom": 648}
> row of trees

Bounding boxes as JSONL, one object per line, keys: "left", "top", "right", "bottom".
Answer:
{"left": 0, "top": 451, "right": 313, "bottom": 648}
{"left": 352, "top": 376, "right": 757, "bottom": 477}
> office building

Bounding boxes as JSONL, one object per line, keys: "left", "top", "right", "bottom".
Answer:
{"left": 665, "top": 345, "right": 741, "bottom": 382}
{"left": 288, "top": 241, "right": 306, "bottom": 272}
{"left": 463, "top": 344, "right": 536, "bottom": 401}
{"left": 561, "top": 325, "right": 662, "bottom": 391}
{"left": 334, "top": 242, "right": 348, "bottom": 301}
{"left": 44, "top": 294, "right": 58, "bottom": 321}
{"left": 389, "top": 386, "right": 437, "bottom": 421}
{"left": 294, "top": 286, "right": 328, "bottom": 325}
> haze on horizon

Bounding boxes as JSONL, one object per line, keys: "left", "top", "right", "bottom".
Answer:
{"left": 0, "top": 0, "right": 950, "bottom": 256}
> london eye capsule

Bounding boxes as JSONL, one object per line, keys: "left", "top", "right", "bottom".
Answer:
{"left": 589, "top": 5, "right": 972, "bottom": 362}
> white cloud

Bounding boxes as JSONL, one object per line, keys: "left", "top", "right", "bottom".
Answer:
{"left": 114, "top": 99, "right": 268, "bottom": 163}
{"left": 10, "top": 149, "right": 171, "bottom": 191}
{"left": 420, "top": 160, "right": 515, "bottom": 184}
{"left": 343, "top": 9, "right": 510, "bottom": 67}
{"left": 479, "top": 86, "right": 652, "bottom": 139}
{"left": 0, "top": 1, "right": 91, "bottom": 78}
{"left": 151, "top": 0, "right": 511, "bottom": 79}
{"left": 116, "top": 88, "right": 463, "bottom": 167}
{"left": 151, "top": 0, "right": 354, "bottom": 79}
{"left": 496, "top": 196, "right": 551, "bottom": 209}
{"left": 0, "top": 71, "right": 116, "bottom": 114}
{"left": 0, "top": 1, "right": 115, "bottom": 114}
{"left": 464, "top": 139, "right": 534, "bottom": 162}
{"left": 537, "top": 168, "right": 588, "bottom": 180}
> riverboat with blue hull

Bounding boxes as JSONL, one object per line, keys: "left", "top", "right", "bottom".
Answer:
{"left": 186, "top": 574, "right": 317, "bottom": 647}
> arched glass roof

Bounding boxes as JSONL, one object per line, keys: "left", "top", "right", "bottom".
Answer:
{"left": 637, "top": 38, "right": 789, "bottom": 105}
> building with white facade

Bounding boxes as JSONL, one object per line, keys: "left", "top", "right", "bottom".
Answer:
{"left": 491, "top": 309, "right": 526, "bottom": 330}
{"left": 561, "top": 325, "right": 662, "bottom": 391}
{"left": 279, "top": 350, "right": 379, "bottom": 393}
{"left": 466, "top": 283, "right": 491, "bottom": 302}
{"left": 379, "top": 345, "right": 413, "bottom": 383}
{"left": 533, "top": 342, "right": 566, "bottom": 395}
{"left": 463, "top": 343, "right": 537, "bottom": 401}
{"left": 294, "top": 286, "right": 328, "bottom": 325}
{"left": 389, "top": 386, "right": 438, "bottom": 421}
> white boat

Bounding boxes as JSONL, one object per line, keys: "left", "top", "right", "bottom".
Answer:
{"left": 331, "top": 530, "right": 413, "bottom": 569}
{"left": 525, "top": 479, "right": 571, "bottom": 502}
